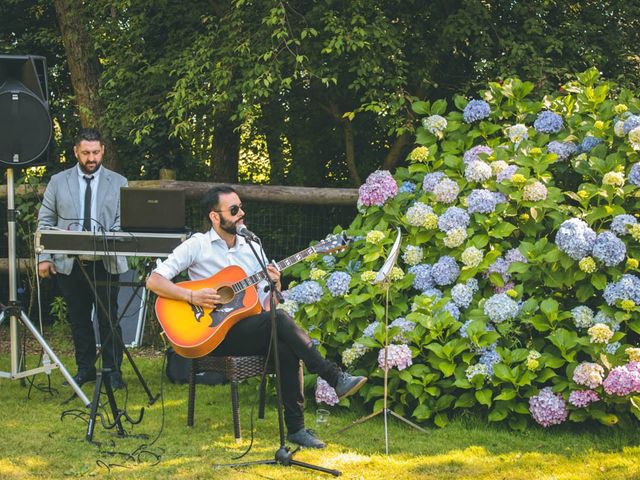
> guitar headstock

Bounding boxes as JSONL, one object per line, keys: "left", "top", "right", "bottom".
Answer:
{"left": 314, "top": 232, "right": 352, "bottom": 255}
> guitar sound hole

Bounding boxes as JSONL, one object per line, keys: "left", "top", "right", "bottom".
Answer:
{"left": 217, "top": 286, "right": 235, "bottom": 304}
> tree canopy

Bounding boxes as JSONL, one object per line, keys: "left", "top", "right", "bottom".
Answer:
{"left": 1, "top": 0, "right": 639, "bottom": 185}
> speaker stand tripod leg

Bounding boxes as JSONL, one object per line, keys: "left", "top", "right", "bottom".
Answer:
{"left": 86, "top": 369, "right": 125, "bottom": 443}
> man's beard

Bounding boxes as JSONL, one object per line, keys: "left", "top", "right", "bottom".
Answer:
{"left": 219, "top": 213, "right": 239, "bottom": 235}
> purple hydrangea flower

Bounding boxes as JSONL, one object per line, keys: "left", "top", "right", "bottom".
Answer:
{"left": 463, "top": 100, "right": 491, "bottom": 123}
{"left": 496, "top": 165, "right": 518, "bottom": 182}
{"left": 611, "top": 214, "right": 637, "bottom": 236}
{"left": 547, "top": 141, "right": 577, "bottom": 161}
{"left": 422, "top": 287, "right": 443, "bottom": 299}
{"left": 592, "top": 231, "right": 626, "bottom": 267}
{"left": 568, "top": 390, "right": 600, "bottom": 408}
{"left": 487, "top": 257, "right": 511, "bottom": 283}
{"left": 287, "top": 281, "right": 323, "bottom": 304}
{"left": 534, "top": 111, "right": 563, "bottom": 134}
{"left": 326, "top": 271, "right": 351, "bottom": 297}
{"left": 467, "top": 189, "right": 500, "bottom": 214}
{"left": 555, "top": 218, "right": 596, "bottom": 260}
{"left": 505, "top": 248, "right": 527, "bottom": 264}
{"left": 389, "top": 317, "right": 416, "bottom": 343}
{"left": 438, "top": 206, "right": 470, "bottom": 233}
{"left": 431, "top": 256, "right": 460, "bottom": 286}
{"left": 423, "top": 172, "right": 447, "bottom": 192}
{"left": 463, "top": 145, "right": 493, "bottom": 164}
{"left": 315, "top": 377, "right": 339, "bottom": 406}
{"left": 408, "top": 264, "right": 434, "bottom": 291}
{"left": 358, "top": 170, "right": 398, "bottom": 207}
{"left": 529, "top": 387, "right": 569, "bottom": 427}
{"left": 465, "top": 160, "right": 493, "bottom": 182}
{"left": 433, "top": 178, "right": 460, "bottom": 204}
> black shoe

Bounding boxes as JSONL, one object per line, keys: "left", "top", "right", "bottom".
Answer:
{"left": 63, "top": 370, "right": 97, "bottom": 387}
{"left": 287, "top": 428, "right": 326, "bottom": 449}
{"left": 334, "top": 372, "right": 367, "bottom": 400}
{"left": 108, "top": 372, "right": 126, "bottom": 391}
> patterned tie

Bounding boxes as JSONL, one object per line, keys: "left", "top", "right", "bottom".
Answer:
{"left": 83, "top": 175, "right": 94, "bottom": 231}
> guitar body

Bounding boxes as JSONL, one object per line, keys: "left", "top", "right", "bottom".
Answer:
{"left": 155, "top": 265, "right": 261, "bottom": 358}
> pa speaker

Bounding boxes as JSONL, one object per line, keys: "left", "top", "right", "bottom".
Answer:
{"left": 0, "top": 55, "right": 52, "bottom": 167}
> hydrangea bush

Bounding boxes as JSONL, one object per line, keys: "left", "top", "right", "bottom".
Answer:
{"left": 286, "top": 69, "right": 640, "bottom": 430}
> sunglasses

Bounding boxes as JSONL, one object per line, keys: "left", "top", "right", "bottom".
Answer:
{"left": 213, "top": 204, "right": 243, "bottom": 216}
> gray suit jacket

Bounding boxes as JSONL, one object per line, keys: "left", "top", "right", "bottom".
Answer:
{"left": 37, "top": 165, "right": 129, "bottom": 275}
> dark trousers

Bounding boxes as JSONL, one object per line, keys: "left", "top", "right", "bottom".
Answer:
{"left": 213, "top": 309, "right": 339, "bottom": 433}
{"left": 56, "top": 259, "right": 122, "bottom": 375}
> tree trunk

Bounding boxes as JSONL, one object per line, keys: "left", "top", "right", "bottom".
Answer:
{"left": 382, "top": 131, "right": 413, "bottom": 171}
{"left": 260, "top": 100, "right": 287, "bottom": 184}
{"left": 210, "top": 109, "right": 240, "bottom": 182}
{"left": 52, "top": 0, "right": 120, "bottom": 171}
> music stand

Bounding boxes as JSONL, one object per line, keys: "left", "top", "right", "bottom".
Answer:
{"left": 336, "top": 227, "right": 427, "bottom": 453}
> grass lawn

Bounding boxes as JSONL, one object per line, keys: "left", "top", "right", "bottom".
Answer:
{"left": 1, "top": 334, "right": 639, "bottom": 479}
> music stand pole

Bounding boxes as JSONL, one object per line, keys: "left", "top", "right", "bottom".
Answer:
{"left": 0, "top": 167, "right": 90, "bottom": 406}
{"left": 217, "top": 235, "right": 340, "bottom": 476}
{"left": 335, "top": 228, "right": 427, "bottom": 454}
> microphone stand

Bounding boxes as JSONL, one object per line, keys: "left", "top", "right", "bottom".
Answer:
{"left": 217, "top": 232, "right": 340, "bottom": 476}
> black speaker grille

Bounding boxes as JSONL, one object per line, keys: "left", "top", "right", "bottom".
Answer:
{"left": 0, "top": 85, "right": 52, "bottom": 166}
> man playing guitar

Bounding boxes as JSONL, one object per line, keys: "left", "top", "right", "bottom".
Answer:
{"left": 146, "top": 186, "right": 366, "bottom": 449}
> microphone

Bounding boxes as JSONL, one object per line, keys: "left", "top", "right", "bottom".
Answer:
{"left": 236, "top": 224, "right": 260, "bottom": 242}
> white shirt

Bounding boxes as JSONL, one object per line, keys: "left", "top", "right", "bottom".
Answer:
{"left": 77, "top": 164, "right": 101, "bottom": 231}
{"left": 154, "top": 228, "right": 272, "bottom": 307}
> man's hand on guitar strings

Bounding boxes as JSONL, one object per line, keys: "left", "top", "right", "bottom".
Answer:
{"left": 267, "top": 263, "right": 282, "bottom": 291}
{"left": 189, "top": 288, "right": 221, "bottom": 309}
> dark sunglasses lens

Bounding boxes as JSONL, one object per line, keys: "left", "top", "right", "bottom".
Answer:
{"left": 230, "top": 205, "right": 240, "bottom": 215}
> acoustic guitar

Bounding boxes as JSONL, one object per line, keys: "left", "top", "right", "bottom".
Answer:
{"left": 155, "top": 233, "right": 351, "bottom": 358}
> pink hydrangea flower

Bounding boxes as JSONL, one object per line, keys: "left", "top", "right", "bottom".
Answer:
{"left": 572, "top": 362, "right": 605, "bottom": 389}
{"left": 315, "top": 378, "right": 339, "bottom": 406}
{"left": 529, "top": 387, "right": 568, "bottom": 427}
{"left": 568, "top": 390, "right": 600, "bottom": 408}
{"left": 602, "top": 362, "right": 640, "bottom": 396}
{"left": 358, "top": 170, "right": 398, "bottom": 207}
{"left": 378, "top": 344, "right": 413, "bottom": 371}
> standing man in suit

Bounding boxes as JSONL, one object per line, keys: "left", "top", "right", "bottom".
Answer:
{"left": 37, "top": 128, "right": 128, "bottom": 389}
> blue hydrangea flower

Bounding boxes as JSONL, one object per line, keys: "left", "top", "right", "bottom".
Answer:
{"left": 459, "top": 319, "right": 473, "bottom": 338}
{"left": 408, "top": 264, "right": 434, "bottom": 291}
{"left": 451, "top": 282, "right": 475, "bottom": 309}
{"left": 592, "top": 232, "right": 626, "bottom": 267}
{"left": 628, "top": 163, "right": 640, "bottom": 186}
{"left": 287, "top": 281, "right": 323, "bottom": 304}
{"left": 389, "top": 317, "right": 416, "bottom": 343}
{"left": 484, "top": 293, "right": 519, "bottom": 323}
{"left": 496, "top": 165, "right": 518, "bottom": 182}
{"left": 571, "top": 305, "right": 594, "bottom": 329}
{"left": 578, "top": 136, "right": 604, "bottom": 153}
{"left": 463, "top": 145, "right": 493, "bottom": 164}
{"left": 623, "top": 115, "right": 640, "bottom": 135}
{"left": 431, "top": 256, "right": 460, "bottom": 286}
{"left": 433, "top": 178, "right": 460, "bottom": 203}
{"left": 362, "top": 320, "right": 381, "bottom": 338}
{"left": 438, "top": 206, "right": 470, "bottom": 233}
{"left": 603, "top": 274, "right": 640, "bottom": 305}
{"left": 555, "top": 218, "right": 596, "bottom": 260}
{"left": 422, "top": 287, "right": 443, "bottom": 299}
{"left": 440, "top": 301, "right": 461, "bottom": 320}
{"left": 487, "top": 257, "right": 511, "bottom": 283}
{"left": 610, "top": 214, "right": 637, "bottom": 236}
{"left": 468, "top": 189, "right": 499, "bottom": 214}
{"left": 423, "top": 172, "right": 447, "bottom": 192}
{"left": 478, "top": 345, "right": 501, "bottom": 376}
{"left": 463, "top": 99, "right": 491, "bottom": 123}
{"left": 547, "top": 141, "right": 577, "bottom": 161}
{"left": 399, "top": 181, "right": 417, "bottom": 194}
{"left": 534, "top": 110, "right": 563, "bottom": 134}
{"left": 326, "top": 271, "right": 351, "bottom": 297}
{"left": 594, "top": 311, "right": 619, "bottom": 331}
{"left": 606, "top": 341, "right": 621, "bottom": 355}
{"left": 322, "top": 255, "right": 337, "bottom": 268}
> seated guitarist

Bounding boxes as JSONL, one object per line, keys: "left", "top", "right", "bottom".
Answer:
{"left": 146, "top": 185, "right": 367, "bottom": 449}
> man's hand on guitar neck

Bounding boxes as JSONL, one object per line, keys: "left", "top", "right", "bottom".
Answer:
{"left": 267, "top": 263, "right": 282, "bottom": 291}
{"left": 190, "top": 288, "right": 221, "bottom": 310}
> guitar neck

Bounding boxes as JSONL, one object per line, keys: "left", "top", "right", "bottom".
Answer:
{"left": 232, "top": 245, "right": 318, "bottom": 293}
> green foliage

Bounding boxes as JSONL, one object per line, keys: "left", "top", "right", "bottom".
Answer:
{"left": 287, "top": 68, "right": 640, "bottom": 430}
